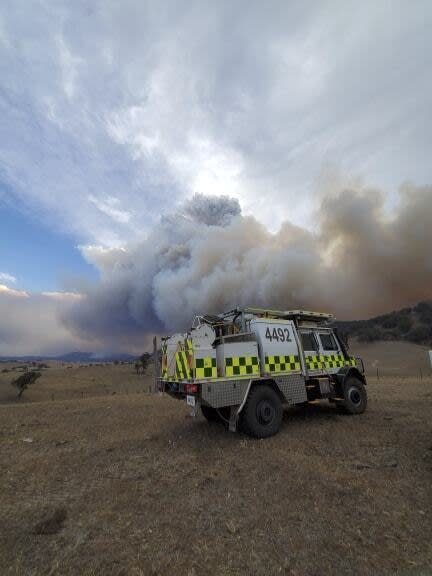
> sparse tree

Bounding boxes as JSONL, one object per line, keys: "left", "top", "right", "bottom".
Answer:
{"left": 139, "top": 352, "right": 151, "bottom": 374}
{"left": 134, "top": 361, "right": 141, "bottom": 375}
{"left": 11, "top": 371, "right": 41, "bottom": 400}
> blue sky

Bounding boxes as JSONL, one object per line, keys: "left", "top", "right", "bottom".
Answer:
{"left": 0, "top": 197, "right": 98, "bottom": 292}
{"left": 0, "top": 0, "right": 431, "bottom": 354}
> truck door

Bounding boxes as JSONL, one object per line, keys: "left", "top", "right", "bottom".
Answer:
{"left": 316, "top": 331, "right": 344, "bottom": 374}
{"left": 300, "top": 331, "right": 325, "bottom": 375}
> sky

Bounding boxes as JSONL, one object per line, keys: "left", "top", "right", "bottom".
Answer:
{"left": 0, "top": 0, "right": 431, "bottom": 355}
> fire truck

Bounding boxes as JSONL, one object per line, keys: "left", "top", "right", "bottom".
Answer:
{"left": 157, "top": 307, "right": 367, "bottom": 438}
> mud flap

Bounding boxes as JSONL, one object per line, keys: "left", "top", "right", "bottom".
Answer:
{"left": 187, "top": 395, "right": 200, "bottom": 417}
{"left": 229, "top": 405, "right": 239, "bottom": 432}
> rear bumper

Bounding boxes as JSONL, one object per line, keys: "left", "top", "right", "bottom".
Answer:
{"left": 161, "top": 380, "right": 191, "bottom": 393}
{"left": 164, "top": 382, "right": 185, "bottom": 399}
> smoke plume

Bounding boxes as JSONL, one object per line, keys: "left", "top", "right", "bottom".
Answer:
{"left": 63, "top": 186, "right": 432, "bottom": 350}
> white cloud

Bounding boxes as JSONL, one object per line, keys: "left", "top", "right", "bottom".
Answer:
{"left": 0, "top": 1, "right": 430, "bottom": 245}
{"left": 0, "top": 284, "right": 28, "bottom": 298}
{"left": 88, "top": 195, "right": 132, "bottom": 224}
{"left": 41, "top": 291, "right": 84, "bottom": 301}
{"left": 57, "top": 34, "right": 83, "bottom": 101}
{"left": 0, "top": 272, "right": 17, "bottom": 285}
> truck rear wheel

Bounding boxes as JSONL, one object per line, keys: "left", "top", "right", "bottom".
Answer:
{"left": 340, "top": 376, "right": 367, "bottom": 414}
{"left": 240, "top": 385, "right": 283, "bottom": 438}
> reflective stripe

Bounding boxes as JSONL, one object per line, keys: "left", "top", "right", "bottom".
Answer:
{"left": 322, "top": 354, "right": 345, "bottom": 369}
{"left": 305, "top": 354, "right": 323, "bottom": 370}
{"left": 185, "top": 338, "right": 194, "bottom": 378}
{"left": 265, "top": 354, "right": 300, "bottom": 373}
{"left": 161, "top": 341, "right": 168, "bottom": 377}
{"left": 195, "top": 357, "right": 217, "bottom": 379}
{"left": 175, "top": 350, "right": 190, "bottom": 379}
{"left": 225, "top": 356, "right": 259, "bottom": 377}
{"left": 173, "top": 338, "right": 195, "bottom": 380}
{"left": 305, "top": 354, "right": 356, "bottom": 370}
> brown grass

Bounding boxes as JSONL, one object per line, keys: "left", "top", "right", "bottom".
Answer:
{"left": 0, "top": 356, "right": 431, "bottom": 575}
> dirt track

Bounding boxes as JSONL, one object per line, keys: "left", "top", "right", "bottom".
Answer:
{"left": 0, "top": 364, "right": 431, "bottom": 575}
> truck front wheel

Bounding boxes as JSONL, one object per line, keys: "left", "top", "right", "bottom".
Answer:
{"left": 340, "top": 377, "right": 367, "bottom": 414}
{"left": 240, "top": 385, "right": 283, "bottom": 438}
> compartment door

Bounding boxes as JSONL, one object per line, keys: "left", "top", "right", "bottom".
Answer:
{"left": 257, "top": 321, "right": 301, "bottom": 375}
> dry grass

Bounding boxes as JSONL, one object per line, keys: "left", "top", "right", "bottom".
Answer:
{"left": 0, "top": 358, "right": 431, "bottom": 575}
{"left": 351, "top": 339, "right": 432, "bottom": 378}
{"left": 0, "top": 362, "right": 153, "bottom": 404}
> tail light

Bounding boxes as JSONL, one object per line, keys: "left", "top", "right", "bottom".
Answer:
{"left": 184, "top": 383, "right": 198, "bottom": 394}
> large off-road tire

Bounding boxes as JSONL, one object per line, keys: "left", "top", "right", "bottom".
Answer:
{"left": 340, "top": 376, "right": 367, "bottom": 414}
{"left": 239, "top": 385, "right": 283, "bottom": 438}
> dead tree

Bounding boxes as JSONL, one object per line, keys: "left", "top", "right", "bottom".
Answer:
{"left": 11, "top": 371, "right": 41, "bottom": 400}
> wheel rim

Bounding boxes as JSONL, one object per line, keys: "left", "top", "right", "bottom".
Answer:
{"left": 256, "top": 399, "right": 275, "bottom": 425}
{"left": 348, "top": 387, "right": 362, "bottom": 406}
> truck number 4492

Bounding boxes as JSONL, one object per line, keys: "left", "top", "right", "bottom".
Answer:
{"left": 265, "top": 327, "right": 291, "bottom": 342}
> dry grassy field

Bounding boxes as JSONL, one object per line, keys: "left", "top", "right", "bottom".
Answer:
{"left": 0, "top": 348, "right": 431, "bottom": 575}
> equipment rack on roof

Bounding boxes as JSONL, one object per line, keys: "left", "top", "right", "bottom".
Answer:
{"left": 219, "top": 306, "right": 334, "bottom": 323}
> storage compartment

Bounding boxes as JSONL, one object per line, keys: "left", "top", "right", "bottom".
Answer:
{"left": 216, "top": 336, "right": 260, "bottom": 377}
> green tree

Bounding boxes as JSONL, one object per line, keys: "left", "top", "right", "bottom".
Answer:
{"left": 139, "top": 352, "right": 151, "bottom": 373}
{"left": 11, "top": 371, "right": 41, "bottom": 400}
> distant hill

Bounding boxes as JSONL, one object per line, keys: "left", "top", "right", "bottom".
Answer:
{"left": 0, "top": 351, "right": 137, "bottom": 363}
{"left": 336, "top": 301, "right": 432, "bottom": 346}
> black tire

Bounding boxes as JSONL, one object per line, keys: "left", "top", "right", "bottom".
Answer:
{"left": 201, "top": 405, "right": 221, "bottom": 422}
{"left": 239, "top": 385, "right": 283, "bottom": 438}
{"left": 341, "top": 377, "right": 367, "bottom": 414}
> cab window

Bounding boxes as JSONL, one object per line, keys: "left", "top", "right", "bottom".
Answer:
{"left": 301, "top": 332, "right": 318, "bottom": 351}
{"left": 319, "top": 333, "right": 338, "bottom": 351}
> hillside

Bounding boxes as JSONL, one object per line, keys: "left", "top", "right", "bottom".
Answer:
{"left": 0, "top": 351, "right": 136, "bottom": 363}
{"left": 336, "top": 301, "right": 432, "bottom": 346}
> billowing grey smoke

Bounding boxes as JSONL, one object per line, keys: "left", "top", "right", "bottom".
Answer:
{"left": 182, "top": 194, "right": 241, "bottom": 226}
{"left": 62, "top": 185, "right": 432, "bottom": 350}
